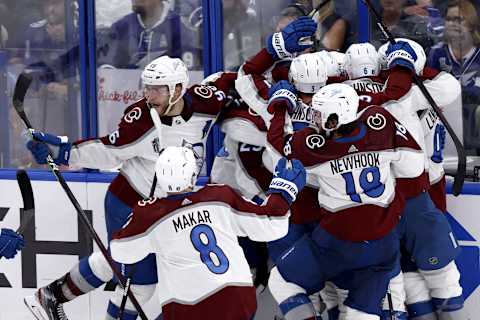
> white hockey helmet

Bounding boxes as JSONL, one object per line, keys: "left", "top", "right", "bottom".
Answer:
{"left": 378, "top": 38, "right": 426, "bottom": 75}
{"left": 344, "top": 43, "right": 380, "bottom": 79}
{"left": 155, "top": 146, "right": 198, "bottom": 193}
{"left": 142, "top": 55, "right": 189, "bottom": 114}
{"left": 288, "top": 53, "right": 328, "bottom": 94}
{"left": 313, "top": 50, "right": 344, "bottom": 77}
{"left": 311, "top": 83, "right": 359, "bottom": 132}
{"left": 328, "top": 51, "right": 346, "bottom": 76}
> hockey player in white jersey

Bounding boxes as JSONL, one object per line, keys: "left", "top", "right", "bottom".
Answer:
{"left": 0, "top": 227, "right": 25, "bottom": 259}
{"left": 110, "top": 146, "right": 307, "bottom": 320}
{"left": 376, "top": 40, "right": 467, "bottom": 320}
{"left": 265, "top": 81, "right": 427, "bottom": 320}
{"left": 23, "top": 56, "right": 240, "bottom": 320}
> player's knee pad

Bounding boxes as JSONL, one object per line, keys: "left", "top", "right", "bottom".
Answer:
{"left": 109, "top": 283, "right": 156, "bottom": 315}
{"left": 419, "top": 261, "right": 462, "bottom": 299}
{"left": 382, "top": 271, "right": 406, "bottom": 313}
{"left": 88, "top": 251, "right": 114, "bottom": 282}
{"left": 339, "top": 306, "right": 379, "bottom": 320}
{"left": 67, "top": 253, "right": 110, "bottom": 294}
{"left": 403, "top": 271, "right": 437, "bottom": 318}
{"left": 404, "top": 271, "right": 431, "bottom": 304}
{"left": 269, "top": 267, "right": 307, "bottom": 305}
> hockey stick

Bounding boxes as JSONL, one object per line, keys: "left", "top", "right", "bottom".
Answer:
{"left": 363, "top": 0, "right": 466, "bottom": 196}
{"left": 12, "top": 73, "right": 149, "bottom": 320}
{"left": 0, "top": 170, "right": 34, "bottom": 261}
{"left": 16, "top": 170, "right": 35, "bottom": 235}
{"left": 298, "top": 0, "right": 332, "bottom": 45}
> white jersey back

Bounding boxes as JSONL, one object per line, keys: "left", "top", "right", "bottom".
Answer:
{"left": 110, "top": 185, "right": 290, "bottom": 307}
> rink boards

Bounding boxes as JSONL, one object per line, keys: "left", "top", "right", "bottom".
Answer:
{"left": 0, "top": 173, "right": 478, "bottom": 319}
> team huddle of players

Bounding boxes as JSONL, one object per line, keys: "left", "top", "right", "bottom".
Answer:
{"left": 21, "top": 16, "right": 468, "bottom": 320}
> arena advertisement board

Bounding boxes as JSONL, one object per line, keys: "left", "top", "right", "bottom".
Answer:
{"left": 0, "top": 177, "right": 479, "bottom": 319}
{"left": 96, "top": 68, "right": 205, "bottom": 137}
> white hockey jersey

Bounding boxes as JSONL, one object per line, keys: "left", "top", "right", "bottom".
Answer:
{"left": 267, "top": 103, "right": 428, "bottom": 241}
{"left": 110, "top": 185, "right": 291, "bottom": 319}
{"left": 68, "top": 73, "right": 239, "bottom": 207}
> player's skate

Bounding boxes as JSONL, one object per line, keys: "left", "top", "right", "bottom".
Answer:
{"left": 24, "top": 286, "right": 69, "bottom": 320}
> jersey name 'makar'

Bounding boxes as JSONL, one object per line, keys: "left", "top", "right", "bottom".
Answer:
{"left": 330, "top": 152, "right": 380, "bottom": 174}
{"left": 173, "top": 210, "right": 212, "bottom": 233}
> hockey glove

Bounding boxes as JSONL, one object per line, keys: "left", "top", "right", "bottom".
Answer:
{"left": 267, "top": 158, "right": 306, "bottom": 204}
{"left": 266, "top": 16, "right": 318, "bottom": 60}
{"left": 385, "top": 41, "right": 417, "bottom": 72}
{"left": 26, "top": 130, "right": 71, "bottom": 165}
{"left": 431, "top": 123, "right": 446, "bottom": 163}
{"left": 268, "top": 80, "right": 298, "bottom": 114}
{"left": 0, "top": 228, "right": 25, "bottom": 259}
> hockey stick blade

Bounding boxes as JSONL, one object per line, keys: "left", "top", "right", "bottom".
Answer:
{"left": 16, "top": 170, "right": 35, "bottom": 235}
{"left": 363, "top": 0, "right": 466, "bottom": 196}
{"left": 0, "top": 170, "right": 35, "bottom": 261}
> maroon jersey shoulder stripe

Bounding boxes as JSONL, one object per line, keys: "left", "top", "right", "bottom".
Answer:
{"left": 114, "top": 185, "right": 289, "bottom": 239}
{"left": 97, "top": 100, "right": 154, "bottom": 146}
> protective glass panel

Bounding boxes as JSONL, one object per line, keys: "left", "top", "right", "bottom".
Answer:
{"left": 0, "top": 0, "right": 81, "bottom": 168}
{"left": 222, "top": 0, "right": 359, "bottom": 71}
{"left": 95, "top": 0, "right": 204, "bottom": 137}
{"left": 369, "top": 0, "right": 480, "bottom": 178}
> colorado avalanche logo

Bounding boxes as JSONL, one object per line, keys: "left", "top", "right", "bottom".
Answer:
{"left": 194, "top": 86, "right": 213, "bottom": 99}
{"left": 367, "top": 113, "right": 386, "bottom": 131}
{"left": 306, "top": 134, "right": 325, "bottom": 149}
{"left": 124, "top": 107, "right": 142, "bottom": 123}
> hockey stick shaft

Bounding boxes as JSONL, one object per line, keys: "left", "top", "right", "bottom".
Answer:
{"left": 12, "top": 73, "right": 149, "bottom": 320}
{"left": 298, "top": 0, "right": 332, "bottom": 45}
{"left": 16, "top": 170, "right": 35, "bottom": 235}
{"left": 363, "top": 0, "right": 466, "bottom": 196}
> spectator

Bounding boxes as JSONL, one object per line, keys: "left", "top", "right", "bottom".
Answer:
{"left": 9, "top": 0, "right": 80, "bottom": 138}
{"left": 371, "top": 0, "right": 433, "bottom": 49}
{"left": 223, "top": 0, "right": 262, "bottom": 71}
{"left": 99, "top": 0, "right": 202, "bottom": 70}
{"left": 311, "top": 0, "right": 348, "bottom": 51}
{"left": 427, "top": 0, "right": 480, "bottom": 153}
{"left": 271, "top": 2, "right": 348, "bottom": 52}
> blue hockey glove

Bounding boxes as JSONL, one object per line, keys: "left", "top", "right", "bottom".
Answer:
{"left": 268, "top": 80, "right": 298, "bottom": 114}
{"left": 0, "top": 228, "right": 25, "bottom": 259}
{"left": 26, "top": 130, "right": 71, "bottom": 165}
{"left": 267, "top": 158, "right": 306, "bottom": 204}
{"left": 431, "top": 123, "right": 446, "bottom": 163}
{"left": 386, "top": 41, "right": 417, "bottom": 72}
{"left": 266, "top": 16, "right": 318, "bottom": 60}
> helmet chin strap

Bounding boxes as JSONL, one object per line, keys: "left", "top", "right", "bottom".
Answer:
{"left": 149, "top": 107, "right": 163, "bottom": 150}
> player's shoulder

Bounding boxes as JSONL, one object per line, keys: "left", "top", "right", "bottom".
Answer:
{"left": 115, "top": 99, "right": 154, "bottom": 137}
{"left": 358, "top": 105, "right": 398, "bottom": 132}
